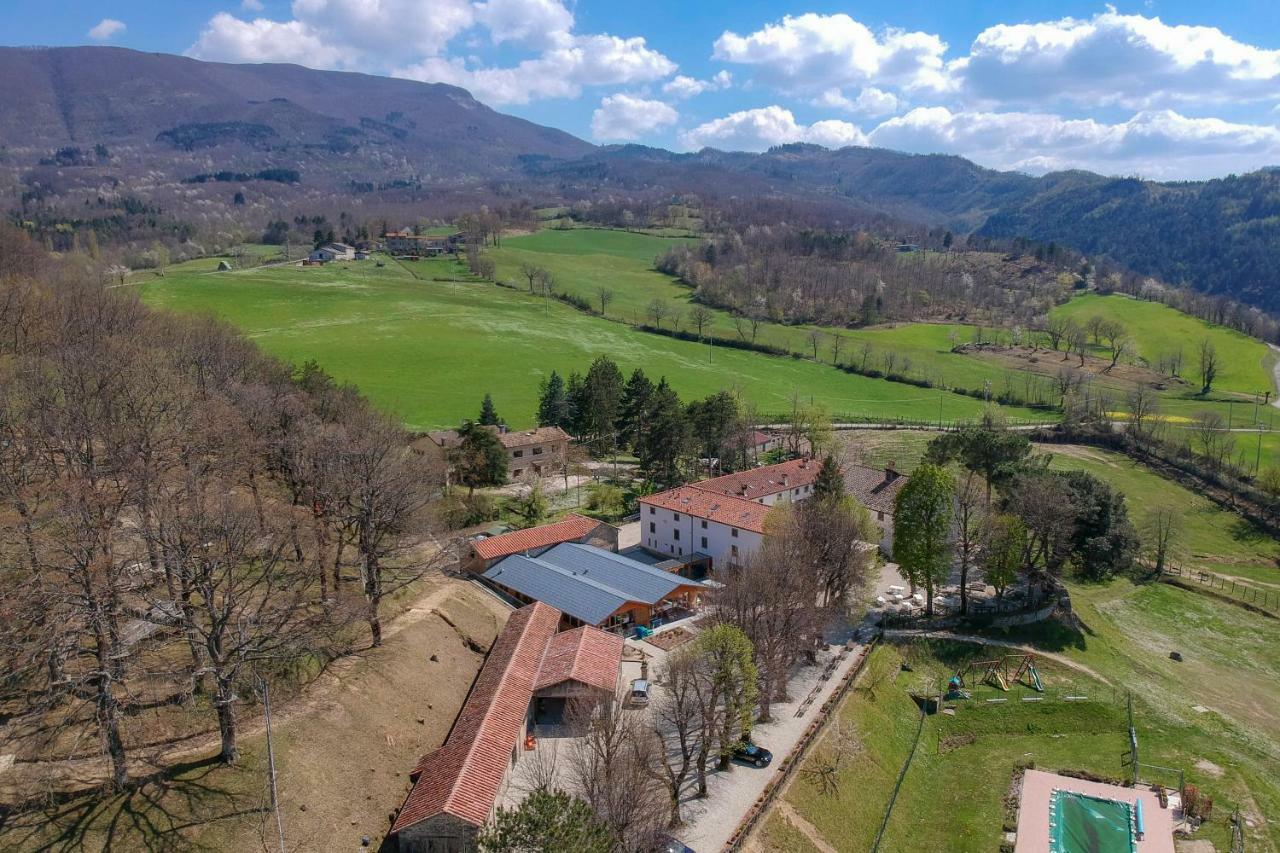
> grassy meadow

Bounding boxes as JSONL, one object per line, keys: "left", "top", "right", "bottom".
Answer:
{"left": 138, "top": 254, "right": 1033, "bottom": 430}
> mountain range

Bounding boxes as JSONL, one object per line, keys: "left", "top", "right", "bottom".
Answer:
{"left": 2, "top": 46, "right": 1277, "bottom": 312}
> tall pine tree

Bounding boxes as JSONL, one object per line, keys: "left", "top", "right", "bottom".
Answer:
{"left": 618, "top": 368, "right": 655, "bottom": 451}
{"left": 536, "top": 371, "right": 570, "bottom": 427}
{"left": 478, "top": 393, "right": 500, "bottom": 426}
{"left": 638, "top": 379, "right": 690, "bottom": 485}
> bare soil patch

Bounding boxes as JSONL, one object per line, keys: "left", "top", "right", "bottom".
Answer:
{"left": 646, "top": 626, "right": 696, "bottom": 652}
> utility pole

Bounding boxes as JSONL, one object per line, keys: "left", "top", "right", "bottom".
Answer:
{"left": 938, "top": 390, "right": 944, "bottom": 431}
{"left": 262, "top": 678, "right": 286, "bottom": 853}
{"left": 1256, "top": 430, "right": 1263, "bottom": 473}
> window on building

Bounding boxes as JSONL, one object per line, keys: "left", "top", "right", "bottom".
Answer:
{"left": 673, "top": 512, "right": 681, "bottom": 521}
{"left": 731, "top": 545, "right": 739, "bottom": 557}
{"left": 673, "top": 529, "right": 680, "bottom": 541}
{"left": 649, "top": 522, "right": 656, "bottom": 533}
{"left": 512, "top": 468, "right": 524, "bottom": 478}
{"left": 700, "top": 520, "right": 707, "bottom": 529}
{"left": 878, "top": 511, "right": 885, "bottom": 521}
{"left": 731, "top": 528, "right": 739, "bottom": 538}
{"left": 649, "top": 506, "right": 655, "bottom": 515}
{"left": 532, "top": 446, "right": 543, "bottom": 455}
{"left": 701, "top": 536, "right": 708, "bottom": 549}
{"left": 513, "top": 449, "right": 523, "bottom": 458}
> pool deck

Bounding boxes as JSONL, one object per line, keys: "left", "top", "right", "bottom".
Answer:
{"left": 1015, "top": 770, "right": 1177, "bottom": 853}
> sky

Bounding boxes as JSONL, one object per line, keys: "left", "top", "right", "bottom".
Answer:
{"left": 9, "top": 0, "right": 1280, "bottom": 180}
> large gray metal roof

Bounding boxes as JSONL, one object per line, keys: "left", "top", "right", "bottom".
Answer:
{"left": 483, "top": 543, "right": 708, "bottom": 626}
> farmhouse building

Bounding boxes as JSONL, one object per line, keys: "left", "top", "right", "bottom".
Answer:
{"left": 392, "top": 602, "right": 622, "bottom": 853}
{"left": 383, "top": 230, "right": 459, "bottom": 257}
{"left": 462, "top": 513, "right": 619, "bottom": 573}
{"left": 842, "top": 463, "right": 908, "bottom": 553}
{"left": 639, "top": 456, "right": 908, "bottom": 565}
{"left": 496, "top": 425, "right": 570, "bottom": 481}
{"left": 482, "top": 543, "right": 711, "bottom": 633}
{"left": 307, "top": 242, "right": 355, "bottom": 262}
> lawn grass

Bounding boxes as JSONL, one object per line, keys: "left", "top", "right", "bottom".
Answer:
{"left": 773, "top": 633, "right": 1279, "bottom": 853}
{"left": 139, "top": 256, "right": 1044, "bottom": 431}
{"left": 1052, "top": 293, "right": 1276, "bottom": 398}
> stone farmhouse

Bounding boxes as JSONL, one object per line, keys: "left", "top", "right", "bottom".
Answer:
{"left": 307, "top": 242, "right": 355, "bottom": 262}
{"left": 496, "top": 425, "right": 570, "bottom": 481}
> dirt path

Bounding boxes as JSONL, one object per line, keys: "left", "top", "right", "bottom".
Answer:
{"left": 777, "top": 801, "right": 839, "bottom": 853}
{"left": 0, "top": 574, "right": 496, "bottom": 799}
{"left": 883, "top": 629, "right": 1113, "bottom": 686}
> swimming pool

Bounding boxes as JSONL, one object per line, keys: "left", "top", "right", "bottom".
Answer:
{"left": 1050, "top": 790, "right": 1137, "bottom": 853}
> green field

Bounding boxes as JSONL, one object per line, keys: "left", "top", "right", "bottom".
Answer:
{"left": 139, "top": 257, "right": 1037, "bottom": 430}
{"left": 493, "top": 231, "right": 1278, "bottom": 426}
{"left": 1053, "top": 293, "right": 1276, "bottom": 397}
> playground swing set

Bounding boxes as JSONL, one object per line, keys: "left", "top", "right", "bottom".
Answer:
{"left": 946, "top": 654, "right": 1044, "bottom": 700}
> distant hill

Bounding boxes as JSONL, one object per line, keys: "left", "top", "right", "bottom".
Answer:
{"left": 1, "top": 47, "right": 1277, "bottom": 313}
{"left": 0, "top": 45, "right": 590, "bottom": 194}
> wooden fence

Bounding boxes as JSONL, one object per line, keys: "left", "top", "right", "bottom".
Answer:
{"left": 722, "top": 637, "right": 878, "bottom": 851}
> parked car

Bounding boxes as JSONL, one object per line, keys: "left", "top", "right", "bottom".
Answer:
{"left": 656, "top": 836, "right": 695, "bottom": 853}
{"left": 628, "top": 678, "right": 651, "bottom": 706}
{"left": 731, "top": 741, "right": 773, "bottom": 768}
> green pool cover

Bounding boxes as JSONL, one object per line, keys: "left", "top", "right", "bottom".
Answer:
{"left": 1050, "top": 790, "right": 1137, "bottom": 853}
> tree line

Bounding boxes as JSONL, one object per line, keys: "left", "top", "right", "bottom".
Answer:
{"left": 0, "top": 224, "right": 450, "bottom": 790}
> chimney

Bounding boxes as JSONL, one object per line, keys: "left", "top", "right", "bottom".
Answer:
{"left": 739, "top": 484, "right": 750, "bottom": 497}
{"left": 885, "top": 461, "right": 898, "bottom": 482}
{"left": 782, "top": 474, "right": 789, "bottom": 486}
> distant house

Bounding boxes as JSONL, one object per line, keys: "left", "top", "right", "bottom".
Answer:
{"left": 896, "top": 243, "right": 921, "bottom": 253}
{"left": 482, "top": 543, "right": 711, "bottom": 633}
{"left": 741, "top": 429, "right": 781, "bottom": 460}
{"left": 308, "top": 242, "right": 355, "bottom": 263}
{"left": 391, "top": 602, "right": 622, "bottom": 853}
{"left": 413, "top": 425, "right": 570, "bottom": 483}
{"left": 384, "top": 230, "right": 451, "bottom": 257}
{"left": 354, "top": 250, "right": 370, "bottom": 260}
{"left": 462, "top": 513, "right": 619, "bottom": 573}
{"left": 496, "top": 426, "right": 571, "bottom": 481}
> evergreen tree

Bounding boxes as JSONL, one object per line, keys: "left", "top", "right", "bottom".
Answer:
{"left": 893, "top": 463, "right": 954, "bottom": 616}
{"left": 476, "top": 789, "right": 613, "bottom": 853}
{"left": 565, "top": 371, "right": 587, "bottom": 440}
{"left": 450, "top": 420, "right": 508, "bottom": 494}
{"left": 536, "top": 371, "right": 570, "bottom": 427}
{"left": 581, "top": 356, "right": 624, "bottom": 453}
{"left": 813, "top": 454, "right": 845, "bottom": 501}
{"left": 618, "top": 368, "right": 655, "bottom": 451}
{"left": 478, "top": 393, "right": 500, "bottom": 426}
{"left": 686, "top": 390, "right": 741, "bottom": 473}
{"left": 637, "top": 379, "right": 690, "bottom": 485}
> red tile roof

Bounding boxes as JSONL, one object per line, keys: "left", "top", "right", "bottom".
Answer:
{"left": 496, "top": 426, "right": 570, "bottom": 449}
{"left": 640, "top": 486, "right": 772, "bottom": 534}
{"left": 692, "top": 457, "right": 820, "bottom": 502}
{"left": 534, "top": 626, "right": 623, "bottom": 693}
{"left": 471, "top": 514, "right": 603, "bottom": 561}
{"left": 392, "top": 602, "right": 561, "bottom": 833}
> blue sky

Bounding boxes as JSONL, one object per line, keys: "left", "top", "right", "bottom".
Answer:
{"left": 9, "top": 1, "right": 1280, "bottom": 179}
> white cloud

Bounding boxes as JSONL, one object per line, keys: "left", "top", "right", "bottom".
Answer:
{"left": 662, "top": 70, "right": 732, "bottom": 99}
{"left": 188, "top": 12, "right": 359, "bottom": 67}
{"left": 88, "top": 19, "right": 126, "bottom": 41}
{"left": 713, "top": 13, "right": 949, "bottom": 94}
{"left": 956, "top": 10, "right": 1280, "bottom": 108}
{"left": 812, "top": 86, "right": 900, "bottom": 117}
{"left": 474, "top": 0, "right": 573, "bottom": 49}
{"left": 190, "top": 0, "right": 674, "bottom": 106}
{"left": 241, "top": 0, "right": 264, "bottom": 11}
{"left": 679, "top": 105, "right": 867, "bottom": 152}
{"left": 396, "top": 34, "right": 675, "bottom": 105}
{"left": 591, "top": 94, "right": 678, "bottom": 140}
{"left": 866, "top": 107, "right": 1280, "bottom": 179}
